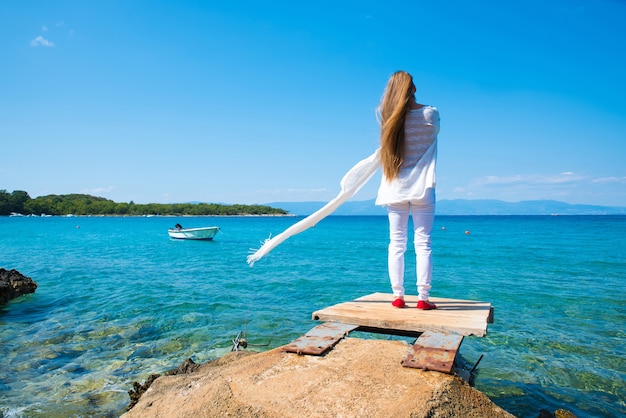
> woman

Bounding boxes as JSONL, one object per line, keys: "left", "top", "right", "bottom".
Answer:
{"left": 375, "top": 71, "right": 440, "bottom": 310}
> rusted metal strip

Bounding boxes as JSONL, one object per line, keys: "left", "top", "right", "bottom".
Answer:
{"left": 402, "top": 331, "right": 464, "bottom": 374}
{"left": 283, "top": 322, "right": 358, "bottom": 356}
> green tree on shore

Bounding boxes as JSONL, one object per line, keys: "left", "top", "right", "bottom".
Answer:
{"left": 0, "top": 190, "right": 287, "bottom": 216}
{"left": 0, "top": 190, "right": 31, "bottom": 215}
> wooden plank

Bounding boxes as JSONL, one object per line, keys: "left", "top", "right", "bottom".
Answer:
{"left": 402, "top": 331, "right": 464, "bottom": 373}
{"left": 312, "top": 292, "right": 492, "bottom": 337}
{"left": 282, "top": 322, "right": 358, "bottom": 356}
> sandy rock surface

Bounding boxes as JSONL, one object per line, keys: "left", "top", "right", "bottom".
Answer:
{"left": 122, "top": 337, "right": 513, "bottom": 418}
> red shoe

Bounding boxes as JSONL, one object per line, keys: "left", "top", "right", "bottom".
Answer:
{"left": 417, "top": 300, "right": 437, "bottom": 310}
{"left": 392, "top": 298, "right": 406, "bottom": 308}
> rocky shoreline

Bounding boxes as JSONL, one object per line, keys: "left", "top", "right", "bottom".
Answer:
{"left": 122, "top": 338, "right": 515, "bottom": 418}
{"left": 0, "top": 268, "right": 37, "bottom": 303}
{"left": 123, "top": 340, "right": 579, "bottom": 418}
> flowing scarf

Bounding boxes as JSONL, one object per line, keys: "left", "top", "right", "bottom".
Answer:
{"left": 247, "top": 148, "right": 381, "bottom": 266}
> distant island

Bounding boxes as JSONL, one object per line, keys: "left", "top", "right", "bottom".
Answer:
{"left": 265, "top": 198, "right": 626, "bottom": 216}
{"left": 0, "top": 190, "right": 287, "bottom": 216}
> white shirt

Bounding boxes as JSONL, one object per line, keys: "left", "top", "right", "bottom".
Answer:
{"left": 375, "top": 106, "right": 439, "bottom": 206}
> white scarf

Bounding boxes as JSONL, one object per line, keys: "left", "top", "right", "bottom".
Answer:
{"left": 247, "top": 148, "right": 381, "bottom": 266}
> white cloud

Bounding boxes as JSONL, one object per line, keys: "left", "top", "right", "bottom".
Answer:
{"left": 285, "top": 188, "right": 328, "bottom": 193}
{"left": 30, "top": 36, "right": 54, "bottom": 47}
{"left": 590, "top": 176, "right": 626, "bottom": 184}
{"left": 545, "top": 172, "right": 586, "bottom": 184}
{"left": 446, "top": 171, "right": 626, "bottom": 205}
{"left": 474, "top": 175, "right": 525, "bottom": 185}
{"left": 472, "top": 172, "right": 586, "bottom": 187}
{"left": 81, "top": 186, "right": 116, "bottom": 195}
{"left": 33, "top": 21, "right": 73, "bottom": 47}
{"left": 247, "top": 187, "right": 329, "bottom": 195}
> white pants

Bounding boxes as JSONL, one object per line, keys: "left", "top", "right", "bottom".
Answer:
{"left": 386, "top": 189, "right": 435, "bottom": 301}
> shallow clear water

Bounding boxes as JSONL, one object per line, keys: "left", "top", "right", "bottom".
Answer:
{"left": 0, "top": 215, "right": 624, "bottom": 417}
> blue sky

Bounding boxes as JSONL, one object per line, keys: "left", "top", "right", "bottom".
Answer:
{"left": 2, "top": 0, "right": 625, "bottom": 207}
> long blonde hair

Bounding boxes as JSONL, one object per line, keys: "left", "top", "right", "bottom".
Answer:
{"left": 377, "top": 71, "right": 416, "bottom": 180}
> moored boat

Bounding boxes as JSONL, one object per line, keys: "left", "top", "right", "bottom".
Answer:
{"left": 168, "top": 225, "right": 220, "bottom": 240}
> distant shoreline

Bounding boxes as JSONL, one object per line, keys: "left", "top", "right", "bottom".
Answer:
{"left": 6, "top": 213, "right": 296, "bottom": 218}
{"left": 5, "top": 213, "right": 624, "bottom": 219}
{"left": 269, "top": 198, "right": 626, "bottom": 216}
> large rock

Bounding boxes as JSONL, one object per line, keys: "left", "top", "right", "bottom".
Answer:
{"left": 0, "top": 268, "right": 38, "bottom": 303}
{"left": 122, "top": 338, "right": 514, "bottom": 418}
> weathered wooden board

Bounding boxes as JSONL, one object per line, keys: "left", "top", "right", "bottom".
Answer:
{"left": 282, "top": 322, "right": 358, "bottom": 355}
{"left": 402, "top": 331, "right": 464, "bottom": 373}
{"left": 312, "top": 292, "right": 493, "bottom": 337}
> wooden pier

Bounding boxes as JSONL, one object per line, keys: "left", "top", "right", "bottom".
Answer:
{"left": 312, "top": 292, "right": 493, "bottom": 337}
{"left": 283, "top": 292, "right": 493, "bottom": 375}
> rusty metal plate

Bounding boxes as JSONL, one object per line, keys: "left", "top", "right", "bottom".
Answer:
{"left": 402, "top": 331, "right": 464, "bottom": 374}
{"left": 283, "top": 322, "right": 358, "bottom": 356}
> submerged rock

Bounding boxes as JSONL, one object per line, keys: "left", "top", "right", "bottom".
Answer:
{"left": 555, "top": 409, "right": 578, "bottom": 418}
{"left": 0, "top": 268, "right": 37, "bottom": 303}
{"left": 538, "top": 408, "right": 578, "bottom": 418}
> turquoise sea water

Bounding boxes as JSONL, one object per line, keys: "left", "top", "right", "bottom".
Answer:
{"left": 0, "top": 215, "right": 624, "bottom": 417}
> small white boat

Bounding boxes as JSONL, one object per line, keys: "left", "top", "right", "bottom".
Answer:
{"left": 168, "top": 225, "right": 220, "bottom": 240}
